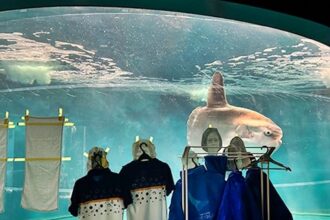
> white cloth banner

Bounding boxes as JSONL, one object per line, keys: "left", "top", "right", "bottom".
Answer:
{"left": 0, "top": 121, "right": 8, "bottom": 213}
{"left": 21, "top": 117, "right": 64, "bottom": 211}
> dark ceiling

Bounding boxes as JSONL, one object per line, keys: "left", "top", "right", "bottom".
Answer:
{"left": 224, "top": 0, "right": 329, "bottom": 27}
{"left": 0, "top": 0, "right": 329, "bottom": 45}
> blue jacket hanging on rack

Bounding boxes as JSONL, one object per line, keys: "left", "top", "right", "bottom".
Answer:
{"left": 169, "top": 156, "right": 227, "bottom": 220}
{"left": 217, "top": 171, "right": 262, "bottom": 220}
{"left": 245, "top": 168, "right": 293, "bottom": 220}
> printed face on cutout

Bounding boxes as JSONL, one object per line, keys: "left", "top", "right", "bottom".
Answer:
{"left": 206, "top": 131, "right": 221, "bottom": 153}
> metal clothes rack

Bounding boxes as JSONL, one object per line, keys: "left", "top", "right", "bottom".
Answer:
{"left": 17, "top": 108, "right": 74, "bottom": 127}
{"left": 14, "top": 108, "right": 74, "bottom": 162}
{"left": 181, "top": 146, "right": 291, "bottom": 220}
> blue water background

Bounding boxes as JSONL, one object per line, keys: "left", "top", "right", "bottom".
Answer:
{"left": 0, "top": 7, "right": 329, "bottom": 220}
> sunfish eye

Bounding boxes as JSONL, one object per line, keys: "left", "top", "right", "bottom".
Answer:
{"left": 264, "top": 131, "right": 272, "bottom": 136}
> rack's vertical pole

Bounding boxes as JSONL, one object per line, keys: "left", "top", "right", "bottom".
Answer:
{"left": 184, "top": 163, "right": 188, "bottom": 220}
{"left": 181, "top": 162, "right": 185, "bottom": 219}
{"left": 267, "top": 161, "right": 270, "bottom": 220}
{"left": 184, "top": 149, "right": 189, "bottom": 220}
{"left": 181, "top": 147, "right": 190, "bottom": 220}
{"left": 260, "top": 162, "right": 264, "bottom": 220}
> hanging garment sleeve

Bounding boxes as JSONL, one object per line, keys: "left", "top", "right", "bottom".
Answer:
{"left": 169, "top": 180, "right": 184, "bottom": 220}
{"left": 165, "top": 163, "right": 175, "bottom": 195}
{"left": 119, "top": 166, "right": 133, "bottom": 208}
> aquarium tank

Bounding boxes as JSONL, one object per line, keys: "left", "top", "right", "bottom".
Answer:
{"left": 0, "top": 7, "right": 329, "bottom": 220}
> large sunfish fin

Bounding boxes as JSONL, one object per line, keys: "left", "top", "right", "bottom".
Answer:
{"left": 207, "top": 72, "right": 228, "bottom": 108}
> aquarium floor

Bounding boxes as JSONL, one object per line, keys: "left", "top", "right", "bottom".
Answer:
{"left": 47, "top": 214, "right": 330, "bottom": 220}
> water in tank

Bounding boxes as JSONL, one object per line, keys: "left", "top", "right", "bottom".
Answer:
{"left": 0, "top": 7, "right": 329, "bottom": 220}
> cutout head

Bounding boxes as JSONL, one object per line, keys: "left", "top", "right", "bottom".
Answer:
{"left": 87, "top": 147, "right": 109, "bottom": 171}
{"left": 132, "top": 139, "right": 156, "bottom": 160}
{"left": 226, "top": 136, "right": 251, "bottom": 170}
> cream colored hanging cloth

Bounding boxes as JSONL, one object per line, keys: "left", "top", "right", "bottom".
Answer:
{"left": 21, "top": 116, "right": 64, "bottom": 211}
{"left": 0, "top": 120, "right": 8, "bottom": 213}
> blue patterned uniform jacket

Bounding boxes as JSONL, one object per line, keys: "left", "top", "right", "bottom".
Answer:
{"left": 68, "top": 168, "right": 128, "bottom": 220}
{"left": 217, "top": 171, "right": 262, "bottom": 220}
{"left": 169, "top": 156, "right": 227, "bottom": 220}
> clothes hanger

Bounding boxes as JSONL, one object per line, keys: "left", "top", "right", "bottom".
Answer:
{"left": 92, "top": 151, "right": 104, "bottom": 169}
{"left": 233, "top": 157, "right": 239, "bottom": 171}
{"left": 138, "top": 142, "right": 152, "bottom": 161}
{"left": 191, "top": 158, "right": 198, "bottom": 168}
{"left": 245, "top": 146, "right": 291, "bottom": 171}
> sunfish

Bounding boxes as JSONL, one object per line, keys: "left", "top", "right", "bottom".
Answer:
{"left": 187, "top": 72, "right": 283, "bottom": 151}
